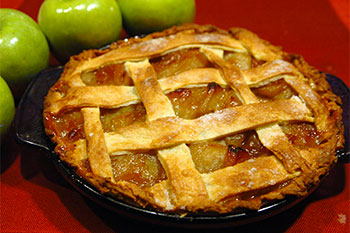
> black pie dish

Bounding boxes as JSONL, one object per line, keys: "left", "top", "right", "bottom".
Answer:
{"left": 14, "top": 67, "right": 349, "bottom": 228}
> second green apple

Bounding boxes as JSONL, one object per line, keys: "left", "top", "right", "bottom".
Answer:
{"left": 38, "top": 0, "right": 122, "bottom": 63}
{"left": 118, "top": 0, "right": 196, "bottom": 36}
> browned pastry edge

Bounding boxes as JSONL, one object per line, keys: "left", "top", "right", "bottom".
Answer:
{"left": 43, "top": 23, "right": 344, "bottom": 214}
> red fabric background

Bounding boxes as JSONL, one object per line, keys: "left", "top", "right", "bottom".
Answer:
{"left": 1, "top": 0, "right": 349, "bottom": 232}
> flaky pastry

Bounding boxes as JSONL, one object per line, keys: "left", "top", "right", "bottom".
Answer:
{"left": 43, "top": 24, "right": 344, "bottom": 214}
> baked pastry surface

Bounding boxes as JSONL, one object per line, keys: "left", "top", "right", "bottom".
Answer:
{"left": 43, "top": 24, "right": 344, "bottom": 214}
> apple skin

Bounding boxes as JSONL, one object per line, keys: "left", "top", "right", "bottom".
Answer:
{"left": 0, "top": 9, "right": 50, "bottom": 99}
{"left": 118, "top": 0, "right": 196, "bottom": 36}
{"left": 38, "top": 0, "right": 122, "bottom": 63}
{"left": 0, "top": 75, "right": 15, "bottom": 142}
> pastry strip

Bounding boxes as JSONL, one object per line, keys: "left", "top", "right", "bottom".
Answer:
{"left": 47, "top": 86, "right": 140, "bottom": 114}
{"left": 229, "top": 28, "right": 282, "bottom": 61}
{"left": 144, "top": 181, "right": 175, "bottom": 210}
{"left": 158, "top": 68, "right": 226, "bottom": 90}
{"left": 105, "top": 98, "right": 313, "bottom": 152}
{"left": 202, "top": 156, "right": 298, "bottom": 202}
{"left": 81, "top": 107, "right": 115, "bottom": 182}
{"left": 158, "top": 144, "right": 210, "bottom": 209}
{"left": 284, "top": 75, "right": 329, "bottom": 132}
{"left": 73, "top": 32, "right": 247, "bottom": 76}
{"left": 243, "top": 59, "right": 298, "bottom": 87}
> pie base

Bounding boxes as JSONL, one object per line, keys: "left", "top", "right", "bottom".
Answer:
{"left": 43, "top": 24, "right": 344, "bottom": 214}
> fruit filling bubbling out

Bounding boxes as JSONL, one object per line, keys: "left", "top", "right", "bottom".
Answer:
{"left": 47, "top": 48, "right": 319, "bottom": 187}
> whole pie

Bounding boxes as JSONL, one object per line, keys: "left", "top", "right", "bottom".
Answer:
{"left": 43, "top": 24, "right": 344, "bottom": 214}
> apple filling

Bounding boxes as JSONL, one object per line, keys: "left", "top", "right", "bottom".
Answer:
{"left": 81, "top": 63, "right": 133, "bottom": 86}
{"left": 100, "top": 104, "right": 146, "bottom": 132}
{"left": 167, "top": 83, "right": 241, "bottom": 119}
{"left": 45, "top": 110, "right": 85, "bottom": 143}
{"left": 251, "top": 79, "right": 298, "bottom": 101}
{"left": 111, "top": 151, "right": 166, "bottom": 187}
{"left": 150, "top": 48, "right": 213, "bottom": 79}
{"left": 189, "top": 130, "right": 273, "bottom": 174}
{"left": 280, "top": 122, "right": 319, "bottom": 149}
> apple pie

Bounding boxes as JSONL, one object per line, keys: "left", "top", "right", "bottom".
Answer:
{"left": 43, "top": 24, "right": 344, "bottom": 214}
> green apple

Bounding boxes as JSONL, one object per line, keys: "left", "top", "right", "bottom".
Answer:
{"left": 118, "top": 0, "right": 196, "bottom": 36}
{"left": 38, "top": 0, "right": 122, "bottom": 63}
{"left": 0, "top": 75, "right": 15, "bottom": 142}
{"left": 0, "top": 9, "right": 50, "bottom": 99}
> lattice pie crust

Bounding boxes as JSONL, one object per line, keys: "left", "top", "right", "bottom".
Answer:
{"left": 44, "top": 24, "right": 344, "bottom": 214}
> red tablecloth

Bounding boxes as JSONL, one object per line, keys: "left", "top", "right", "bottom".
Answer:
{"left": 1, "top": 0, "right": 349, "bottom": 232}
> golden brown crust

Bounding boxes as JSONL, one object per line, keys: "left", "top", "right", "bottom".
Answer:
{"left": 43, "top": 23, "right": 344, "bottom": 214}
